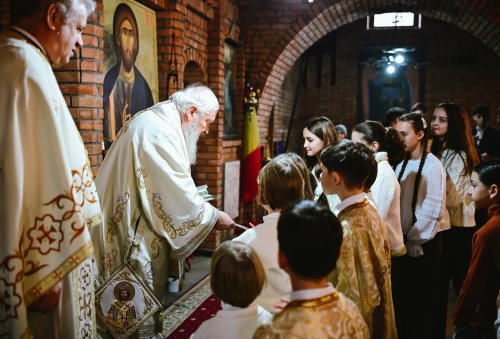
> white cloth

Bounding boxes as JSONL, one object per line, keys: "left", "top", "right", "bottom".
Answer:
{"left": 335, "top": 192, "right": 369, "bottom": 215}
{"left": 369, "top": 152, "right": 406, "bottom": 256}
{"left": 289, "top": 283, "right": 336, "bottom": 301}
{"left": 190, "top": 302, "right": 271, "bottom": 339}
{"left": 0, "top": 29, "right": 101, "bottom": 338}
{"left": 311, "top": 169, "right": 341, "bottom": 211}
{"left": 440, "top": 150, "right": 475, "bottom": 227}
{"left": 233, "top": 213, "right": 292, "bottom": 313}
{"left": 395, "top": 153, "right": 450, "bottom": 257}
{"left": 92, "top": 101, "right": 219, "bottom": 334}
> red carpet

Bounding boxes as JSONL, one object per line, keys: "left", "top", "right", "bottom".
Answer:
{"left": 166, "top": 293, "right": 222, "bottom": 338}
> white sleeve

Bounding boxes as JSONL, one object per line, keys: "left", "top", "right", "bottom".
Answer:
{"left": 406, "top": 159, "right": 446, "bottom": 255}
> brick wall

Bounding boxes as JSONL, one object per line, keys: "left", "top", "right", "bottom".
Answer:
{"left": 281, "top": 17, "right": 500, "bottom": 155}
{"left": 237, "top": 0, "right": 500, "bottom": 147}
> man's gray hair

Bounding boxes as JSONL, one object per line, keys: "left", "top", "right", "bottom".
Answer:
{"left": 10, "top": 0, "right": 96, "bottom": 23}
{"left": 170, "top": 83, "right": 220, "bottom": 116}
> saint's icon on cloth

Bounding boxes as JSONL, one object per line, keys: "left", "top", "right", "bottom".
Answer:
{"left": 106, "top": 281, "right": 138, "bottom": 330}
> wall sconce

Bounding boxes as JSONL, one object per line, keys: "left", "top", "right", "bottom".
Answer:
{"left": 166, "top": 33, "right": 179, "bottom": 95}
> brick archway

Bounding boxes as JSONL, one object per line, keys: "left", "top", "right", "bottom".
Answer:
{"left": 256, "top": 0, "right": 500, "bottom": 134}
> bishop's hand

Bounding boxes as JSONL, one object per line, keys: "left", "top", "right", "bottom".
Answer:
{"left": 214, "top": 211, "right": 234, "bottom": 231}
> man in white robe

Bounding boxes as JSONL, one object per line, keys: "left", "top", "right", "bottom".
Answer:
{"left": 0, "top": 1, "right": 101, "bottom": 338}
{"left": 92, "top": 84, "right": 234, "bottom": 337}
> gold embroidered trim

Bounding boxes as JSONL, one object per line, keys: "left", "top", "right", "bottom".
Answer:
{"left": 337, "top": 199, "right": 370, "bottom": 220}
{"left": 24, "top": 241, "right": 94, "bottom": 306}
{"left": 136, "top": 168, "right": 148, "bottom": 189}
{"left": 152, "top": 193, "right": 204, "bottom": 239}
{"left": 150, "top": 234, "right": 163, "bottom": 259}
{"left": 106, "top": 193, "right": 130, "bottom": 243}
{"left": 86, "top": 212, "right": 102, "bottom": 228}
{"left": 391, "top": 246, "right": 407, "bottom": 257}
{"left": 284, "top": 292, "right": 339, "bottom": 310}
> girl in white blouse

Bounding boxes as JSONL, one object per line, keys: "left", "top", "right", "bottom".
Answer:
{"left": 430, "top": 102, "right": 480, "bottom": 338}
{"left": 393, "top": 112, "right": 450, "bottom": 339}
{"left": 351, "top": 120, "right": 406, "bottom": 257}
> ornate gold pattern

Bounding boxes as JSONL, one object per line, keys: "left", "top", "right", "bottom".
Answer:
{"left": 329, "top": 200, "right": 397, "bottom": 339}
{"left": 150, "top": 234, "right": 163, "bottom": 259}
{"left": 391, "top": 245, "right": 407, "bottom": 257}
{"left": 254, "top": 292, "right": 369, "bottom": 339}
{"left": 95, "top": 264, "right": 161, "bottom": 339}
{"left": 151, "top": 193, "right": 204, "bottom": 239}
{"left": 135, "top": 168, "right": 149, "bottom": 189}
{"left": 86, "top": 213, "right": 102, "bottom": 229}
{"left": 24, "top": 241, "right": 93, "bottom": 306}
{"left": 106, "top": 193, "right": 130, "bottom": 243}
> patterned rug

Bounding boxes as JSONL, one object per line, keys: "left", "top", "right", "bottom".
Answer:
{"left": 162, "top": 275, "right": 222, "bottom": 338}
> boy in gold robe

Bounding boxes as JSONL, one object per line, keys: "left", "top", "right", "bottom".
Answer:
{"left": 253, "top": 200, "right": 368, "bottom": 339}
{"left": 320, "top": 140, "right": 397, "bottom": 339}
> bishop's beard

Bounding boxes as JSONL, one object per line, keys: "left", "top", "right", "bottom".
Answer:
{"left": 182, "top": 118, "right": 201, "bottom": 165}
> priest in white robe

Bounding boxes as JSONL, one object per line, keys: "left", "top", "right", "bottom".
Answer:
{"left": 0, "top": 1, "right": 101, "bottom": 338}
{"left": 91, "top": 84, "right": 234, "bottom": 337}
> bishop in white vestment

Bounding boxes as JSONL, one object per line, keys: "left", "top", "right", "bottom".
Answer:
{"left": 92, "top": 89, "right": 232, "bottom": 336}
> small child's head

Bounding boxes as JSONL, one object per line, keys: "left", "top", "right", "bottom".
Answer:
{"left": 396, "top": 112, "right": 429, "bottom": 155}
{"left": 210, "top": 241, "right": 266, "bottom": 308}
{"left": 471, "top": 160, "right": 500, "bottom": 209}
{"left": 278, "top": 200, "right": 343, "bottom": 280}
{"left": 319, "top": 140, "right": 377, "bottom": 195}
{"left": 258, "top": 152, "right": 314, "bottom": 212}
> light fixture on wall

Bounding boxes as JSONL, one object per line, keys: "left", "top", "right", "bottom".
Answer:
{"left": 363, "top": 47, "right": 414, "bottom": 75}
{"left": 166, "top": 33, "right": 179, "bottom": 95}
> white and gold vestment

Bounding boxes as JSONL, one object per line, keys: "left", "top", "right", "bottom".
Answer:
{"left": 0, "top": 28, "right": 102, "bottom": 338}
{"left": 253, "top": 284, "right": 369, "bottom": 338}
{"left": 92, "top": 101, "right": 219, "bottom": 336}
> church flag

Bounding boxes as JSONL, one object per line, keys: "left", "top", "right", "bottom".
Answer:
{"left": 242, "top": 88, "right": 261, "bottom": 202}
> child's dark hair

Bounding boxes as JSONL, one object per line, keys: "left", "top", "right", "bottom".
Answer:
{"left": 353, "top": 120, "right": 406, "bottom": 166}
{"left": 385, "top": 107, "right": 406, "bottom": 127}
{"left": 320, "top": 140, "right": 377, "bottom": 190}
{"left": 211, "top": 241, "right": 266, "bottom": 308}
{"left": 430, "top": 103, "right": 480, "bottom": 176}
{"left": 472, "top": 105, "right": 490, "bottom": 119}
{"left": 258, "top": 153, "right": 314, "bottom": 210}
{"left": 474, "top": 160, "right": 500, "bottom": 191}
{"left": 278, "top": 200, "right": 343, "bottom": 279}
{"left": 397, "top": 112, "right": 430, "bottom": 224}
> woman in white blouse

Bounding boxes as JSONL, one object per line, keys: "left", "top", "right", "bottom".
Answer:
{"left": 430, "top": 102, "right": 480, "bottom": 339}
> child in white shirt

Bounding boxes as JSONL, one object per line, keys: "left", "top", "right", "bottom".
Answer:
{"left": 394, "top": 112, "right": 450, "bottom": 339}
{"left": 233, "top": 152, "right": 314, "bottom": 313}
{"left": 190, "top": 241, "right": 271, "bottom": 339}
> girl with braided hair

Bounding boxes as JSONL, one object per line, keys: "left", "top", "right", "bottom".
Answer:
{"left": 430, "top": 102, "right": 480, "bottom": 339}
{"left": 393, "top": 112, "right": 450, "bottom": 339}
